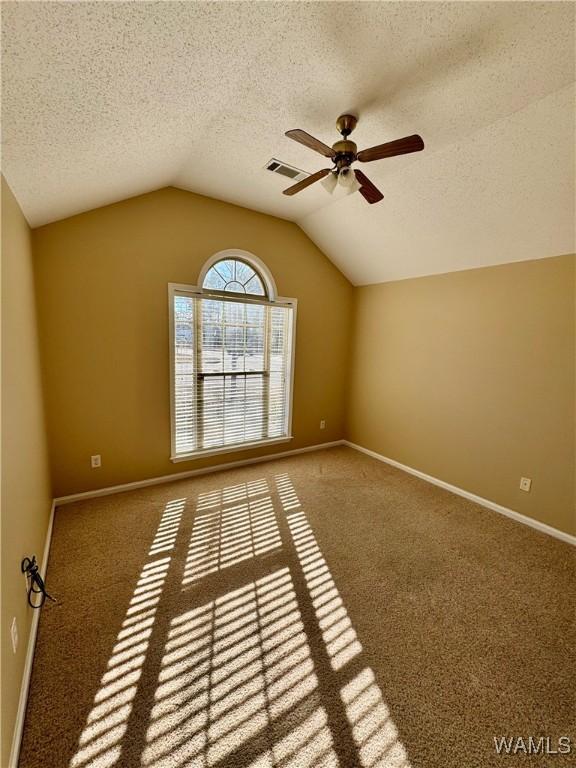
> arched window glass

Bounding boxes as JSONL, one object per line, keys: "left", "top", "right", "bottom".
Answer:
{"left": 202, "top": 258, "right": 266, "bottom": 297}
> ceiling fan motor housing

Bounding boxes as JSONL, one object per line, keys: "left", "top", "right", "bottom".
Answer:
{"left": 332, "top": 139, "right": 357, "bottom": 171}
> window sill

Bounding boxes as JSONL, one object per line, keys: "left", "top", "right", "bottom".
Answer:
{"left": 170, "top": 436, "right": 294, "bottom": 463}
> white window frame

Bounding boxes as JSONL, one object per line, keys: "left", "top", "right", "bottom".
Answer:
{"left": 168, "top": 250, "right": 297, "bottom": 462}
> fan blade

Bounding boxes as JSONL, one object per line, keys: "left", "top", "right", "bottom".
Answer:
{"left": 283, "top": 169, "right": 331, "bottom": 196}
{"left": 354, "top": 169, "right": 384, "bottom": 204}
{"left": 285, "top": 129, "right": 336, "bottom": 159}
{"left": 357, "top": 134, "right": 424, "bottom": 163}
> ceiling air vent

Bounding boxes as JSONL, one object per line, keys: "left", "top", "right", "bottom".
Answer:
{"left": 265, "top": 158, "right": 309, "bottom": 182}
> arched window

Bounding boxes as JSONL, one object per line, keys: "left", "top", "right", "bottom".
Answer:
{"left": 198, "top": 250, "right": 277, "bottom": 300}
{"left": 202, "top": 258, "right": 266, "bottom": 297}
{"left": 169, "top": 251, "right": 296, "bottom": 460}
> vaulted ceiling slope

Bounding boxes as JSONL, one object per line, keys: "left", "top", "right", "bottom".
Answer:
{"left": 2, "top": 2, "right": 574, "bottom": 284}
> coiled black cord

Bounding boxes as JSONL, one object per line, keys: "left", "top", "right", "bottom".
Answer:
{"left": 21, "top": 556, "right": 56, "bottom": 609}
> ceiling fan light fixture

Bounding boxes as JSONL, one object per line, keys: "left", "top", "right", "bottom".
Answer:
{"left": 338, "top": 167, "right": 361, "bottom": 194}
{"left": 321, "top": 171, "right": 338, "bottom": 195}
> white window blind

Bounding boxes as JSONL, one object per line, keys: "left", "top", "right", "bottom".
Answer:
{"left": 171, "top": 289, "right": 294, "bottom": 459}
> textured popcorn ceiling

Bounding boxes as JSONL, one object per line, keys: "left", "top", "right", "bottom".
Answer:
{"left": 1, "top": 1, "right": 574, "bottom": 284}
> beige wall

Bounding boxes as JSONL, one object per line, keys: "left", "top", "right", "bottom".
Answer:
{"left": 348, "top": 254, "right": 576, "bottom": 535}
{"left": 1, "top": 177, "right": 52, "bottom": 767}
{"left": 33, "top": 187, "right": 353, "bottom": 497}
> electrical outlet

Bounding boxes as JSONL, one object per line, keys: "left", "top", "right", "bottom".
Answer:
{"left": 11, "top": 617, "right": 18, "bottom": 654}
{"left": 91, "top": 454, "right": 101, "bottom": 468}
{"left": 519, "top": 477, "right": 532, "bottom": 492}
{"left": 320, "top": 420, "right": 326, "bottom": 430}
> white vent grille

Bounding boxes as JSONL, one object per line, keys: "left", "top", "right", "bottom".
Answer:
{"left": 265, "top": 158, "right": 309, "bottom": 182}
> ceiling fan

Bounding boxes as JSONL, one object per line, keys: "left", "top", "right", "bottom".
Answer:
{"left": 282, "top": 114, "right": 424, "bottom": 204}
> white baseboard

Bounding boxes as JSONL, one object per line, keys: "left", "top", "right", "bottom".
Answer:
{"left": 55, "top": 439, "right": 575, "bottom": 546}
{"left": 344, "top": 441, "right": 576, "bottom": 547}
{"left": 9, "top": 500, "right": 56, "bottom": 768}
{"left": 54, "top": 441, "right": 345, "bottom": 506}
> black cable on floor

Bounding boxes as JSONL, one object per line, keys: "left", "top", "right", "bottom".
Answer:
{"left": 21, "top": 556, "right": 56, "bottom": 609}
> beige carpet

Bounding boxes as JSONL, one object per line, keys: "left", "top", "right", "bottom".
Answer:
{"left": 19, "top": 446, "right": 575, "bottom": 768}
